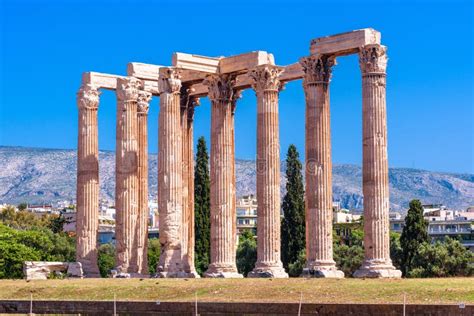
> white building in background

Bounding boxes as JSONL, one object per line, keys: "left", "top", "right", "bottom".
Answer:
{"left": 236, "top": 194, "right": 258, "bottom": 234}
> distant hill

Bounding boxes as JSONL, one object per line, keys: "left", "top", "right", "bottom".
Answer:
{"left": 0, "top": 146, "right": 472, "bottom": 212}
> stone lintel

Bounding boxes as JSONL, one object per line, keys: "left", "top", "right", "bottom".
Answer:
{"left": 172, "top": 52, "right": 221, "bottom": 73}
{"left": 219, "top": 51, "right": 275, "bottom": 74}
{"left": 127, "top": 62, "right": 163, "bottom": 81}
{"left": 310, "top": 28, "right": 381, "bottom": 56}
{"left": 173, "top": 51, "right": 275, "bottom": 75}
{"left": 279, "top": 62, "right": 304, "bottom": 82}
{"left": 82, "top": 72, "right": 125, "bottom": 90}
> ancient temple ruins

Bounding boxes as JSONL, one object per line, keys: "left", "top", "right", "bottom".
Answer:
{"left": 76, "top": 28, "right": 402, "bottom": 278}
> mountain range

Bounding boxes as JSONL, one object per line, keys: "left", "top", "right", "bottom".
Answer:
{"left": 0, "top": 146, "right": 472, "bottom": 212}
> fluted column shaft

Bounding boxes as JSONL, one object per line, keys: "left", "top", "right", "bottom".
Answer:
{"left": 354, "top": 45, "right": 401, "bottom": 278}
{"left": 300, "top": 55, "right": 343, "bottom": 278}
{"left": 248, "top": 66, "right": 287, "bottom": 278}
{"left": 157, "top": 68, "right": 187, "bottom": 277}
{"left": 115, "top": 77, "right": 140, "bottom": 274}
{"left": 137, "top": 91, "right": 152, "bottom": 275}
{"left": 76, "top": 84, "right": 100, "bottom": 277}
{"left": 180, "top": 94, "right": 199, "bottom": 277}
{"left": 204, "top": 74, "right": 242, "bottom": 278}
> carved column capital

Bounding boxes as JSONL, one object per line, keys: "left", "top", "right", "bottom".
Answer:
{"left": 117, "top": 77, "right": 141, "bottom": 102}
{"left": 300, "top": 55, "right": 336, "bottom": 85}
{"left": 249, "top": 65, "right": 283, "bottom": 92}
{"left": 359, "top": 44, "right": 388, "bottom": 74}
{"left": 203, "top": 74, "right": 236, "bottom": 103}
{"left": 77, "top": 84, "right": 100, "bottom": 110}
{"left": 137, "top": 90, "right": 152, "bottom": 115}
{"left": 158, "top": 67, "right": 182, "bottom": 94}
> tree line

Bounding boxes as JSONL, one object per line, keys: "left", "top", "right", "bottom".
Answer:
{"left": 0, "top": 138, "right": 472, "bottom": 278}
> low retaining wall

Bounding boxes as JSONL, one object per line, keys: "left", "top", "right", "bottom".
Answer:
{"left": 0, "top": 300, "right": 472, "bottom": 315}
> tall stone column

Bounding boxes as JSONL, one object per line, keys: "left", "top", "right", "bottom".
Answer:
{"left": 156, "top": 67, "right": 188, "bottom": 277}
{"left": 204, "top": 74, "right": 243, "bottom": 278}
{"left": 180, "top": 91, "right": 200, "bottom": 278}
{"left": 115, "top": 77, "right": 140, "bottom": 275}
{"left": 248, "top": 65, "right": 288, "bottom": 278}
{"left": 300, "top": 55, "right": 344, "bottom": 278}
{"left": 136, "top": 90, "right": 152, "bottom": 276}
{"left": 76, "top": 84, "right": 101, "bottom": 277}
{"left": 354, "top": 45, "right": 401, "bottom": 278}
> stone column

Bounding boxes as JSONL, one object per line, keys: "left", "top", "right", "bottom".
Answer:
{"left": 354, "top": 45, "right": 401, "bottom": 278}
{"left": 76, "top": 84, "right": 101, "bottom": 277}
{"left": 204, "top": 74, "right": 243, "bottom": 278}
{"left": 180, "top": 91, "right": 200, "bottom": 278}
{"left": 300, "top": 55, "right": 344, "bottom": 278}
{"left": 247, "top": 65, "right": 288, "bottom": 278}
{"left": 156, "top": 67, "right": 188, "bottom": 277}
{"left": 136, "top": 90, "right": 152, "bottom": 276}
{"left": 115, "top": 77, "right": 141, "bottom": 275}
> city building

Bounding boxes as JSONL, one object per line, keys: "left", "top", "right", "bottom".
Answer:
{"left": 236, "top": 194, "right": 258, "bottom": 234}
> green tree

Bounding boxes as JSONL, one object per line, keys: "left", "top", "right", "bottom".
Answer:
{"left": 236, "top": 230, "right": 257, "bottom": 276}
{"left": 390, "top": 232, "right": 403, "bottom": 270}
{"left": 288, "top": 249, "right": 306, "bottom": 277}
{"left": 281, "top": 145, "right": 305, "bottom": 271}
{"left": 98, "top": 243, "right": 115, "bottom": 278}
{"left": 400, "top": 199, "right": 429, "bottom": 276}
{"left": 408, "top": 238, "right": 473, "bottom": 278}
{"left": 17, "top": 203, "right": 27, "bottom": 212}
{"left": 194, "top": 136, "right": 211, "bottom": 275}
{"left": 147, "top": 238, "right": 161, "bottom": 275}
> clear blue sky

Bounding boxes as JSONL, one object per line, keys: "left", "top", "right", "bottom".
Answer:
{"left": 0, "top": 0, "right": 472, "bottom": 174}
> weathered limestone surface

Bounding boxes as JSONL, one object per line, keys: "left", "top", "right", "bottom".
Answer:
{"left": 310, "top": 28, "right": 381, "bottom": 56}
{"left": 115, "top": 77, "right": 141, "bottom": 275}
{"left": 76, "top": 84, "right": 101, "bottom": 278}
{"left": 354, "top": 45, "right": 401, "bottom": 279}
{"left": 23, "top": 262, "right": 83, "bottom": 280}
{"left": 248, "top": 66, "right": 287, "bottom": 278}
{"left": 180, "top": 92, "right": 200, "bottom": 278}
{"left": 300, "top": 56, "right": 344, "bottom": 279}
{"left": 156, "top": 68, "right": 188, "bottom": 278}
{"left": 204, "top": 74, "right": 243, "bottom": 278}
{"left": 136, "top": 90, "right": 152, "bottom": 276}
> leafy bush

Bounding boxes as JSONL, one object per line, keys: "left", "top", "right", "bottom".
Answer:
{"left": 147, "top": 238, "right": 161, "bottom": 275}
{"left": 98, "top": 243, "right": 115, "bottom": 277}
{"left": 236, "top": 230, "right": 257, "bottom": 276}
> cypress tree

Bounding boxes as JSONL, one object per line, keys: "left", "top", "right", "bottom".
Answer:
{"left": 281, "top": 144, "right": 306, "bottom": 271}
{"left": 400, "top": 199, "right": 429, "bottom": 276}
{"left": 194, "top": 136, "right": 211, "bottom": 274}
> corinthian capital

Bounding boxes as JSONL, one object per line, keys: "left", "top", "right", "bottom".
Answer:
{"left": 137, "top": 90, "right": 152, "bottom": 114}
{"left": 117, "top": 77, "right": 141, "bottom": 102}
{"left": 158, "top": 67, "right": 182, "bottom": 94}
{"left": 77, "top": 84, "right": 100, "bottom": 110}
{"left": 359, "top": 44, "right": 388, "bottom": 74}
{"left": 203, "top": 74, "right": 236, "bottom": 103}
{"left": 300, "top": 55, "right": 336, "bottom": 85}
{"left": 249, "top": 65, "right": 283, "bottom": 92}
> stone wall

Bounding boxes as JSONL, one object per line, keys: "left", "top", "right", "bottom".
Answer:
{"left": 1, "top": 300, "right": 472, "bottom": 315}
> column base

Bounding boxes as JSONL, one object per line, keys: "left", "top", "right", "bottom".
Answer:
{"left": 302, "top": 260, "right": 344, "bottom": 278}
{"left": 184, "top": 270, "right": 201, "bottom": 278}
{"left": 83, "top": 273, "right": 101, "bottom": 278}
{"left": 204, "top": 264, "right": 243, "bottom": 278}
{"left": 248, "top": 265, "right": 288, "bottom": 278}
{"left": 155, "top": 271, "right": 198, "bottom": 278}
{"left": 353, "top": 260, "right": 402, "bottom": 278}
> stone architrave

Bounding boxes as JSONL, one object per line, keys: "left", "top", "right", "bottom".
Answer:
{"left": 136, "top": 90, "right": 152, "bottom": 276}
{"left": 180, "top": 91, "right": 200, "bottom": 278}
{"left": 204, "top": 74, "right": 243, "bottom": 278}
{"left": 300, "top": 55, "right": 344, "bottom": 278}
{"left": 76, "top": 84, "right": 101, "bottom": 277}
{"left": 115, "top": 77, "right": 141, "bottom": 275}
{"left": 247, "top": 65, "right": 288, "bottom": 278}
{"left": 156, "top": 67, "right": 189, "bottom": 277}
{"left": 354, "top": 45, "right": 401, "bottom": 278}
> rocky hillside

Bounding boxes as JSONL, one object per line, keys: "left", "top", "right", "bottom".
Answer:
{"left": 0, "top": 146, "right": 472, "bottom": 212}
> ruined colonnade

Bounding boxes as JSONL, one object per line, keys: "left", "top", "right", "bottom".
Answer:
{"left": 76, "top": 29, "right": 401, "bottom": 278}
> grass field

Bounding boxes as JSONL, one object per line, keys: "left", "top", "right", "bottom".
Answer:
{"left": 0, "top": 278, "right": 473, "bottom": 304}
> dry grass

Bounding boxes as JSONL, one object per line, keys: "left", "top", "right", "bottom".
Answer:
{"left": 1, "top": 278, "right": 473, "bottom": 304}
